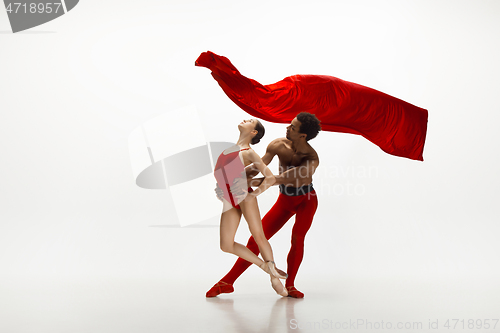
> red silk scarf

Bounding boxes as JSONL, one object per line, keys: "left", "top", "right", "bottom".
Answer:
{"left": 195, "top": 51, "right": 428, "bottom": 161}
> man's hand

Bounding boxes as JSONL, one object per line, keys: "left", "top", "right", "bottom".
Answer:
{"left": 214, "top": 184, "right": 224, "bottom": 201}
{"left": 230, "top": 177, "right": 249, "bottom": 203}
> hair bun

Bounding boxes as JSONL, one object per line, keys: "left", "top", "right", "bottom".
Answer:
{"left": 251, "top": 138, "right": 260, "bottom": 145}
{"left": 251, "top": 120, "right": 265, "bottom": 145}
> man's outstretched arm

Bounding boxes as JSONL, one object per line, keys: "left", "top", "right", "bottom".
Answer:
{"left": 275, "top": 158, "right": 319, "bottom": 186}
{"left": 249, "top": 157, "right": 319, "bottom": 187}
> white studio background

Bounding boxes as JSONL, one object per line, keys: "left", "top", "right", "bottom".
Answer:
{"left": 1, "top": 0, "right": 500, "bottom": 331}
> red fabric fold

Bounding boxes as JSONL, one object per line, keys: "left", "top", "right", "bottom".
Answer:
{"left": 195, "top": 51, "right": 428, "bottom": 161}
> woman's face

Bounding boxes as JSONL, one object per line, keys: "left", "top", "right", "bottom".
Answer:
{"left": 238, "top": 119, "right": 257, "bottom": 133}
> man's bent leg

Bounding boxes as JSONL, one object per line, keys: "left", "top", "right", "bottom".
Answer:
{"left": 285, "top": 191, "right": 318, "bottom": 297}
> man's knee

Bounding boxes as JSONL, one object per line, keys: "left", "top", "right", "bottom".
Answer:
{"left": 291, "top": 234, "right": 305, "bottom": 247}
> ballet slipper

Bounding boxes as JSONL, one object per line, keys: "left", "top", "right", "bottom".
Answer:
{"left": 270, "top": 276, "right": 288, "bottom": 297}
{"left": 286, "top": 286, "right": 304, "bottom": 298}
{"left": 206, "top": 281, "right": 234, "bottom": 298}
{"left": 259, "top": 261, "right": 271, "bottom": 274}
{"left": 259, "top": 261, "right": 288, "bottom": 279}
{"left": 267, "top": 261, "right": 288, "bottom": 279}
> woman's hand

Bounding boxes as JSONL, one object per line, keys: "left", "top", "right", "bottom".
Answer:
{"left": 214, "top": 184, "right": 224, "bottom": 201}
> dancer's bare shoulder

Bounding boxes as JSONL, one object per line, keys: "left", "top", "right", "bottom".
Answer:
{"left": 304, "top": 145, "right": 319, "bottom": 164}
{"left": 241, "top": 147, "right": 258, "bottom": 166}
{"left": 266, "top": 138, "right": 290, "bottom": 154}
{"left": 270, "top": 138, "right": 319, "bottom": 165}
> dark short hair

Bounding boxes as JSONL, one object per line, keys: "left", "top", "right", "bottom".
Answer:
{"left": 297, "top": 112, "right": 321, "bottom": 141}
{"left": 251, "top": 120, "right": 265, "bottom": 145}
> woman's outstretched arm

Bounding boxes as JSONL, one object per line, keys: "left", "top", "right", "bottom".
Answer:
{"left": 245, "top": 149, "right": 275, "bottom": 197}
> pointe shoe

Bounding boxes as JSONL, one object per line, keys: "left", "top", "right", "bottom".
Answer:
{"left": 259, "top": 261, "right": 287, "bottom": 279}
{"left": 266, "top": 261, "right": 288, "bottom": 279}
{"left": 271, "top": 276, "right": 288, "bottom": 297}
{"left": 206, "top": 281, "right": 234, "bottom": 298}
{"left": 259, "top": 261, "right": 271, "bottom": 274}
{"left": 286, "top": 286, "right": 304, "bottom": 298}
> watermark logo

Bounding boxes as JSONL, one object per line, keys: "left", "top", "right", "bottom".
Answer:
{"left": 128, "top": 105, "right": 234, "bottom": 227}
{"left": 3, "top": 0, "right": 79, "bottom": 33}
{"left": 128, "top": 106, "right": 379, "bottom": 226}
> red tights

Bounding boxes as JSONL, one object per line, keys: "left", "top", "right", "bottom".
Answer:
{"left": 221, "top": 190, "right": 318, "bottom": 287}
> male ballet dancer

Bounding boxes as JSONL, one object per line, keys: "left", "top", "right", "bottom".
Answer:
{"left": 207, "top": 112, "right": 321, "bottom": 298}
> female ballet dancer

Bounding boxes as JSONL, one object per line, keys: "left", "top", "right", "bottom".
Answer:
{"left": 214, "top": 119, "right": 288, "bottom": 296}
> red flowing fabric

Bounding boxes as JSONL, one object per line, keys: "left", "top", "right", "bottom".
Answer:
{"left": 195, "top": 51, "right": 428, "bottom": 161}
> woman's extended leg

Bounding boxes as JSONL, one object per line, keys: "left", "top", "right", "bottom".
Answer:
{"left": 239, "top": 196, "right": 287, "bottom": 278}
{"left": 239, "top": 196, "right": 274, "bottom": 263}
{"left": 218, "top": 193, "right": 296, "bottom": 285}
{"left": 219, "top": 205, "right": 265, "bottom": 267}
{"left": 240, "top": 196, "right": 288, "bottom": 295}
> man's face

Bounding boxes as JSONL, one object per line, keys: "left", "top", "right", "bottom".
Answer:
{"left": 286, "top": 117, "right": 303, "bottom": 141}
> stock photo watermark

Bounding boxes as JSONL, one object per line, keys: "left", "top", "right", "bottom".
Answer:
{"left": 253, "top": 162, "right": 379, "bottom": 198}
{"left": 315, "top": 163, "right": 379, "bottom": 196}
{"left": 290, "top": 318, "right": 500, "bottom": 330}
{"left": 129, "top": 107, "right": 381, "bottom": 225}
{"left": 3, "top": 0, "right": 79, "bottom": 33}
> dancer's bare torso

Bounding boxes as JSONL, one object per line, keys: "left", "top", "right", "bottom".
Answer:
{"left": 259, "top": 138, "right": 319, "bottom": 188}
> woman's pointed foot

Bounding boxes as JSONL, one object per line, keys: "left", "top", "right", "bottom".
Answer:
{"left": 267, "top": 261, "right": 288, "bottom": 279}
{"left": 259, "top": 261, "right": 271, "bottom": 274}
{"left": 259, "top": 261, "right": 287, "bottom": 279}
{"left": 271, "top": 276, "right": 288, "bottom": 297}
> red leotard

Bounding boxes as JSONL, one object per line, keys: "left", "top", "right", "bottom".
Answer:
{"left": 214, "top": 147, "right": 253, "bottom": 209}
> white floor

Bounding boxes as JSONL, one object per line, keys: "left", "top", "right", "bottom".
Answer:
{"left": 2, "top": 221, "right": 499, "bottom": 333}
{"left": 1, "top": 275, "right": 498, "bottom": 333}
